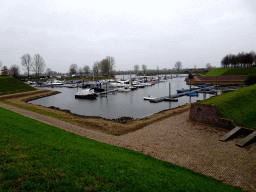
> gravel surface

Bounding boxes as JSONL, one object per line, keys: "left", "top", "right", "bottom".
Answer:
{"left": 1, "top": 102, "right": 255, "bottom": 191}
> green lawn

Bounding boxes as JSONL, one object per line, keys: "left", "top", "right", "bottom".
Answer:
{"left": 0, "top": 107, "right": 241, "bottom": 191}
{"left": 200, "top": 84, "right": 256, "bottom": 130}
{"left": 0, "top": 76, "right": 36, "bottom": 95}
{"left": 202, "top": 67, "right": 256, "bottom": 76}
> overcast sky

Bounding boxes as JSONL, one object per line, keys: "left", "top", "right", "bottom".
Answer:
{"left": 0, "top": 0, "right": 255, "bottom": 73}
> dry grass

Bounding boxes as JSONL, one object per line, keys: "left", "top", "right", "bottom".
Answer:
{"left": 0, "top": 90, "right": 191, "bottom": 135}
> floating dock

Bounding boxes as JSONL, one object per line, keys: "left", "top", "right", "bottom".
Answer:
{"left": 149, "top": 86, "right": 216, "bottom": 103}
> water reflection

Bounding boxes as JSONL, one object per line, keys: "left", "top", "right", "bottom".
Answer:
{"left": 29, "top": 77, "right": 214, "bottom": 119}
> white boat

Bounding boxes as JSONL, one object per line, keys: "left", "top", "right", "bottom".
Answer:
{"left": 133, "top": 84, "right": 145, "bottom": 88}
{"left": 75, "top": 89, "right": 98, "bottom": 99}
{"left": 143, "top": 95, "right": 157, "bottom": 100}
{"left": 117, "top": 87, "right": 131, "bottom": 92}
{"left": 47, "top": 79, "right": 64, "bottom": 85}
{"left": 123, "top": 87, "right": 131, "bottom": 92}
{"left": 129, "top": 86, "right": 137, "bottom": 90}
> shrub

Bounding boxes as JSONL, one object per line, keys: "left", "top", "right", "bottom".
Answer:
{"left": 244, "top": 75, "right": 256, "bottom": 86}
{"left": 188, "top": 72, "right": 194, "bottom": 79}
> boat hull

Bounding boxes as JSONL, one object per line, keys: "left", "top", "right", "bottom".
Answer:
{"left": 75, "top": 94, "right": 97, "bottom": 99}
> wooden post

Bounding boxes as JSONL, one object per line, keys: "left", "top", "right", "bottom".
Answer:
{"left": 216, "top": 76, "right": 218, "bottom": 95}
{"left": 169, "top": 83, "right": 171, "bottom": 98}
{"left": 106, "top": 82, "right": 108, "bottom": 97}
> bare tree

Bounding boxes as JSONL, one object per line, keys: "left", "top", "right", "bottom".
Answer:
{"left": 83, "top": 65, "right": 90, "bottom": 75}
{"left": 206, "top": 63, "right": 212, "bottom": 71}
{"left": 32, "top": 54, "right": 46, "bottom": 78}
{"left": 78, "top": 67, "right": 83, "bottom": 75}
{"left": 107, "top": 56, "right": 115, "bottom": 77}
{"left": 21, "top": 53, "right": 32, "bottom": 78}
{"left": 0, "top": 60, "right": 2, "bottom": 69}
{"left": 142, "top": 64, "right": 147, "bottom": 74}
{"left": 92, "top": 62, "right": 100, "bottom": 78}
{"left": 45, "top": 68, "right": 51, "bottom": 76}
{"left": 99, "top": 56, "right": 115, "bottom": 77}
{"left": 174, "top": 61, "right": 182, "bottom": 71}
{"left": 9, "top": 65, "right": 20, "bottom": 77}
{"left": 69, "top": 64, "right": 78, "bottom": 75}
{"left": 134, "top": 64, "right": 139, "bottom": 74}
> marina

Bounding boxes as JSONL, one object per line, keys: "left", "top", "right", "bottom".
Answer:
{"left": 29, "top": 75, "right": 218, "bottom": 119}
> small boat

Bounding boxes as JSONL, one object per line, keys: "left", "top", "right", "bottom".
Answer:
{"left": 186, "top": 92, "right": 198, "bottom": 96}
{"left": 129, "top": 86, "right": 137, "bottom": 90}
{"left": 91, "top": 87, "right": 105, "bottom": 92}
{"left": 75, "top": 89, "right": 98, "bottom": 99}
{"left": 143, "top": 95, "right": 157, "bottom": 100}
{"left": 123, "top": 87, "right": 131, "bottom": 92}
{"left": 197, "top": 85, "right": 208, "bottom": 88}
{"left": 133, "top": 84, "right": 145, "bottom": 88}
{"left": 176, "top": 90, "right": 188, "bottom": 93}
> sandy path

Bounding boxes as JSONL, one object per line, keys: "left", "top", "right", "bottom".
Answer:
{"left": 0, "top": 102, "right": 255, "bottom": 191}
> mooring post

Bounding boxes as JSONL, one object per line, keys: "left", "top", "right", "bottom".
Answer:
{"left": 169, "top": 83, "right": 171, "bottom": 98}
{"left": 106, "top": 82, "right": 108, "bottom": 97}
{"left": 216, "top": 76, "right": 218, "bottom": 95}
{"left": 190, "top": 80, "right": 191, "bottom": 92}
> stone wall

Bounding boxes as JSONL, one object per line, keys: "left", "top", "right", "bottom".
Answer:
{"left": 189, "top": 103, "right": 236, "bottom": 130}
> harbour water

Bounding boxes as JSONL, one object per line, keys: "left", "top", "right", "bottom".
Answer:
{"left": 29, "top": 75, "right": 215, "bottom": 119}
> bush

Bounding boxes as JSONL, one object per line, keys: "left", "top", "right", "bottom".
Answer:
{"left": 188, "top": 72, "right": 194, "bottom": 79}
{"left": 244, "top": 75, "right": 256, "bottom": 86}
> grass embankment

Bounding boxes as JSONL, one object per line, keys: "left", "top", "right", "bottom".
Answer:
{"left": 202, "top": 68, "right": 229, "bottom": 76}
{"left": 200, "top": 84, "right": 256, "bottom": 130}
{"left": 0, "top": 90, "right": 191, "bottom": 135}
{"left": 0, "top": 76, "right": 36, "bottom": 95}
{"left": 0, "top": 107, "right": 241, "bottom": 191}
{"left": 202, "top": 67, "right": 256, "bottom": 76}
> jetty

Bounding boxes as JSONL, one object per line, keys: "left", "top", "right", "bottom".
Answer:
{"left": 150, "top": 85, "right": 216, "bottom": 103}
{"left": 97, "top": 89, "right": 117, "bottom": 96}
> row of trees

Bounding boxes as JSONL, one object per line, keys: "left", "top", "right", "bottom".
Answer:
{"left": 0, "top": 60, "right": 21, "bottom": 77}
{"left": 21, "top": 53, "right": 46, "bottom": 78}
{"left": 133, "top": 62, "right": 183, "bottom": 75}
{"left": 221, "top": 51, "right": 256, "bottom": 68}
{"left": 0, "top": 54, "right": 46, "bottom": 77}
{"left": 69, "top": 56, "right": 115, "bottom": 78}
{"left": 134, "top": 64, "right": 147, "bottom": 74}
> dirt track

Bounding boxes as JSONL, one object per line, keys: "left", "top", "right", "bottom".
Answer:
{"left": 1, "top": 91, "right": 256, "bottom": 191}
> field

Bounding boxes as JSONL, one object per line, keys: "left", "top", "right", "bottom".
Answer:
{"left": 0, "top": 107, "right": 241, "bottom": 191}
{"left": 0, "top": 76, "right": 36, "bottom": 95}
{"left": 202, "top": 67, "right": 256, "bottom": 76}
{"left": 200, "top": 84, "right": 256, "bottom": 130}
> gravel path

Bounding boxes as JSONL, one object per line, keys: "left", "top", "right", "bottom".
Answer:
{"left": 1, "top": 102, "right": 255, "bottom": 191}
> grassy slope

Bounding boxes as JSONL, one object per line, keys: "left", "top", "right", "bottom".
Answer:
{"left": 202, "top": 67, "right": 256, "bottom": 76}
{"left": 221, "top": 67, "right": 256, "bottom": 76}
{"left": 202, "top": 68, "right": 229, "bottom": 76}
{"left": 200, "top": 84, "right": 256, "bottom": 129}
{"left": 0, "top": 107, "right": 241, "bottom": 191}
{"left": 0, "top": 76, "right": 36, "bottom": 95}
